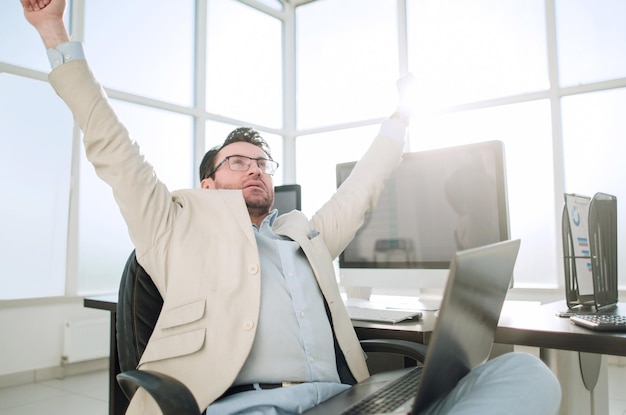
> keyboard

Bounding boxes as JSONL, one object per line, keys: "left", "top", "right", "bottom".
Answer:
{"left": 346, "top": 306, "right": 422, "bottom": 324}
{"left": 341, "top": 366, "right": 422, "bottom": 415}
{"left": 570, "top": 314, "right": 626, "bottom": 331}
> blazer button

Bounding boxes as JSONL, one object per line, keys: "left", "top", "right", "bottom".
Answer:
{"left": 243, "top": 320, "right": 255, "bottom": 331}
{"left": 248, "top": 264, "right": 259, "bottom": 275}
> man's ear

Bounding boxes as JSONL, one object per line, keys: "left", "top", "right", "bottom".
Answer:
{"left": 201, "top": 178, "right": 215, "bottom": 189}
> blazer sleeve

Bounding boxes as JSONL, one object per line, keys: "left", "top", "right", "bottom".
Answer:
{"left": 48, "top": 60, "right": 178, "bottom": 256}
{"left": 311, "top": 119, "right": 406, "bottom": 259}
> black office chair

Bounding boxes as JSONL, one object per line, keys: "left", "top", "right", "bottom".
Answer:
{"left": 115, "top": 250, "right": 427, "bottom": 415}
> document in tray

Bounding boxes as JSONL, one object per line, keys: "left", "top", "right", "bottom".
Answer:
{"left": 564, "top": 193, "right": 594, "bottom": 296}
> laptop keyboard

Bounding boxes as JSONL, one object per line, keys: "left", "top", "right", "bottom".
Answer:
{"left": 570, "top": 314, "right": 626, "bottom": 331}
{"left": 340, "top": 367, "right": 422, "bottom": 415}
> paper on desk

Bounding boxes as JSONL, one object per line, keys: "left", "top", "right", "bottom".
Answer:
{"left": 565, "top": 193, "right": 594, "bottom": 296}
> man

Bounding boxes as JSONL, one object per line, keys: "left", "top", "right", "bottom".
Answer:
{"left": 21, "top": 1, "right": 561, "bottom": 414}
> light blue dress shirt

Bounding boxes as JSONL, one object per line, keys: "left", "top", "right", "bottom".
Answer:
{"left": 205, "top": 211, "right": 349, "bottom": 414}
{"left": 235, "top": 210, "right": 340, "bottom": 385}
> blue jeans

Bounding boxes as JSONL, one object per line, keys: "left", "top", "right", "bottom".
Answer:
{"left": 206, "top": 382, "right": 350, "bottom": 415}
{"left": 422, "top": 352, "right": 561, "bottom": 415}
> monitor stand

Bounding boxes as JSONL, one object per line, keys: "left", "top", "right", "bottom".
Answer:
{"left": 343, "top": 285, "right": 372, "bottom": 301}
{"left": 555, "top": 303, "right": 615, "bottom": 318}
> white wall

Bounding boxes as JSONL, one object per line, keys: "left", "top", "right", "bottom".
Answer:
{"left": 0, "top": 298, "right": 110, "bottom": 379}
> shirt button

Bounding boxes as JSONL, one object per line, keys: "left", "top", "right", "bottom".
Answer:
{"left": 300, "top": 311, "right": 305, "bottom": 317}
{"left": 248, "top": 264, "right": 259, "bottom": 275}
{"left": 243, "top": 320, "right": 255, "bottom": 330}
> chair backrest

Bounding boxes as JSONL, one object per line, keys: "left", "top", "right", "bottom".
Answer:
{"left": 116, "top": 250, "right": 163, "bottom": 373}
{"left": 273, "top": 184, "right": 301, "bottom": 214}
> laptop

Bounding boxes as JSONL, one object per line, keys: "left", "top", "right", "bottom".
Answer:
{"left": 305, "top": 239, "right": 521, "bottom": 415}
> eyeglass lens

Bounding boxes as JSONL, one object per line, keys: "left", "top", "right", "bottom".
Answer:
{"left": 228, "top": 156, "right": 277, "bottom": 175}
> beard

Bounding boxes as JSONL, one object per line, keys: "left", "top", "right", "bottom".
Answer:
{"left": 246, "top": 199, "right": 272, "bottom": 218}
{"left": 244, "top": 188, "right": 274, "bottom": 218}
{"left": 210, "top": 176, "right": 274, "bottom": 219}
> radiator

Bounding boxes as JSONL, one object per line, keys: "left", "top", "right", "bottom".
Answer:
{"left": 62, "top": 318, "right": 110, "bottom": 364}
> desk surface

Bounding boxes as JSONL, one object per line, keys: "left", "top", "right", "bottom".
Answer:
{"left": 84, "top": 295, "right": 117, "bottom": 313}
{"left": 85, "top": 296, "right": 626, "bottom": 356}
{"left": 353, "top": 300, "right": 626, "bottom": 356}
{"left": 495, "top": 300, "right": 626, "bottom": 356}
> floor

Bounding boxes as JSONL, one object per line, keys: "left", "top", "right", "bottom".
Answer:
{"left": 609, "top": 363, "right": 626, "bottom": 415}
{"left": 0, "top": 365, "right": 625, "bottom": 414}
{"left": 0, "top": 370, "right": 108, "bottom": 415}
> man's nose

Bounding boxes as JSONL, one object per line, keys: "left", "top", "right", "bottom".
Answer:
{"left": 248, "top": 161, "right": 263, "bottom": 175}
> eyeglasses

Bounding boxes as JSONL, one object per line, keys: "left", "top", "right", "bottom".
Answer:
{"left": 207, "top": 155, "right": 279, "bottom": 178}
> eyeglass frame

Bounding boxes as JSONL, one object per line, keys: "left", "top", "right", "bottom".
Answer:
{"left": 205, "top": 154, "right": 279, "bottom": 178}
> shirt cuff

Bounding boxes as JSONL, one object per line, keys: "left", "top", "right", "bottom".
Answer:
{"left": 378, "top": 118, "right": 408, "bottom": 144}
{"left": 47, "top": 41, "right": 85, "bottom": 69}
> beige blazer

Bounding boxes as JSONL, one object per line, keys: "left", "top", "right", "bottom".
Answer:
{"left": 49, "top": 60, "right": 405, "bottom": 414}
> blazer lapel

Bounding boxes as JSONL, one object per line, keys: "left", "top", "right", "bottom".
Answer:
{"left": 218, "top": 189, "right": 257, "bottom": 246}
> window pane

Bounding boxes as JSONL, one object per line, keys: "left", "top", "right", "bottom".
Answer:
{"left": 0, "top": 75, "right": 73, "bottom": 299}
{"left": 562, "top": 88, "right": 626, "bottom": 288}
{"left": 207, "top": 0, "right": 282, "bottom": 128}
{"left": 78, "top": 102, "right": 193, "bottom": 294}
{"left": 84, "top": 0, "right": 194, "bottom": 106}
{"left": 296, "top": 125, "right": 380, "bottom": 217}
{"left": 296, "top": 0, "right": 399, "bottom": 128}
{"left": 407, "top": 0, "right": 548, "bottom": 107}
{"left": 205, "top": 121, "right": 284, "bottom": 186}
{"left": 267, "top": 134, "right": 285, "bottom": 186}
{"left": 556, "top": 0, "right": 626, "bottom": 86}
{"left": 409, "top": 101, "right": 558, "bottom": 288}
{"left": 77, "top": 157, "right": 132, "bottom": 294}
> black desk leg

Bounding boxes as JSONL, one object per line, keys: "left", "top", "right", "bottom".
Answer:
{"left": 107, "top": 312, "right": 129, "bottom": 415}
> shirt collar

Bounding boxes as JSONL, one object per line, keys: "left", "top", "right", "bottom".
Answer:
{"left": 266, "top": 209, "right": 279, "bottom": 226}
{"left": 253, "top": 209, "right": 279, "bottom": 230}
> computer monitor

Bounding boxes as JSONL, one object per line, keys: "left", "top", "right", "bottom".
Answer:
{"left": 336, "top": 140, "right": 510, "bottom": 296}
{"left": 273, "top": 184, "right": 302, "bottom": 215}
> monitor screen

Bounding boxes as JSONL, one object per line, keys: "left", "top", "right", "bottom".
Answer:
{"left": 273, "top": 184, "right": 301, "bottom": 215}
{"left": 336, "top": 140, "right": 510, "bottom": 294}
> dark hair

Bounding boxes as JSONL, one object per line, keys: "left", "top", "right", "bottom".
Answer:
{"left": 199, "top": 127, "right": 273, "bottom": 181}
